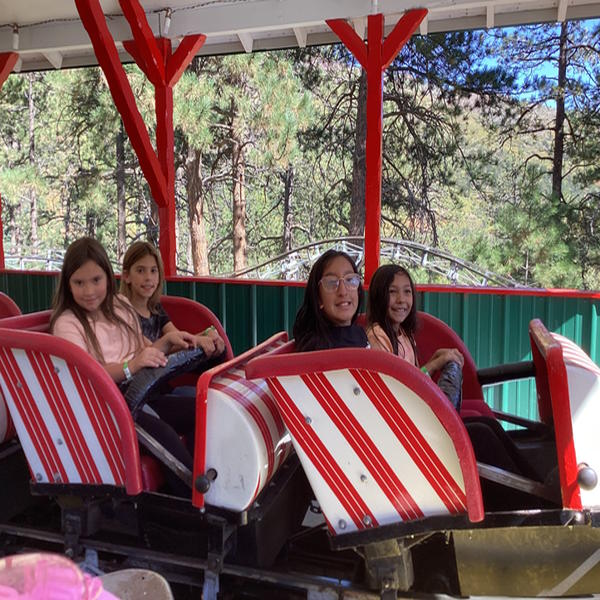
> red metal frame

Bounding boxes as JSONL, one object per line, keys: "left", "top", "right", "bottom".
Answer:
{"left": 529, "top": 319, "right": 580, "bottom": 509}
{"left": 75, "top": 0, "right": 205, "bottom": 275}
{"left": 327, "top": 11, "right": 427, "bottom": 284}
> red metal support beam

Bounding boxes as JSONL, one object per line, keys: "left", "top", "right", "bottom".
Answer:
{"left": 0, "top": 53, "right": 18, "bottom": 87}
{"left": 327, "top": 10, "right": 427, "bottom": 284}
{"left": 0, "top": 193, "right": 4, "bottom": 269}
{"left": 75, "top": 0, "right": 204, "bottom": 275}
{"left": 0, "top": 52, "right": 18, "bottom": 269}
{"left": 119, "top": 0, "right": 166, "bottom": 86}
{"left": 75, "top": 0, "right": 168, "bottom": 208}
{"left": 155, "top": 38, "right": 176, "bottom": 274}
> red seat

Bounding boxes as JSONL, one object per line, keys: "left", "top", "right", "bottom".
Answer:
{"left": 358, "top": 311, "right": 490, "bottom": 418}
{"left": 0, "top": 293, "right": 21, "bottom": 319}
{"left": 160, "top": 295, "right": 233, "bottom": 360}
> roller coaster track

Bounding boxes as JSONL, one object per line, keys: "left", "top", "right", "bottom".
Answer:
{"left": 5, "top": 238, "right": 524, "bottom": 287}
{"left": 230, "top": 237, "right": 525, "bottom": 287}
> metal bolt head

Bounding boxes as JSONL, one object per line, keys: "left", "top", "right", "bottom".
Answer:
{"left": 35, "top": 473, "right": 42, "bottom": 481}
{"left": 363, "top": 515, "right": 372, "bottom": 526}
{"left": 338, "top": 519, "right": 347, "bottom": 530}
{"left": 360, "top": 474, "right": 367, "bottom": 482}
{"left": 56, "top": 438, "right": 63, "bottom": 445}
{"left": 16, "top": 381, "right": 22, "bottom": 389}
{"left": 353, "top": 387, "right": 361, "bottom": 395}
{"left": 54, "top": 366, "right": 60, "bottom": 374}
{"left": 578, "top": 465, "right": 598, "bottom": 490}
{"left": 305, "top": 416, "right": 312, "bottom": 425}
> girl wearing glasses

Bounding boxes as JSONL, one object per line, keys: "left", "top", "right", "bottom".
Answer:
{"left": 293, "top": 249, "right": 367, "bottom": 351}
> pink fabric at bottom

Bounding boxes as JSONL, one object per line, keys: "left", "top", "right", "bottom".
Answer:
{"left": 0, "top": 553, "right": 120, "bottom": 600}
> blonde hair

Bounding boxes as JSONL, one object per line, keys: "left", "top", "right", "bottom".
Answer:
{"left": 120, "top": 241, "right": 165, "bottom": 313}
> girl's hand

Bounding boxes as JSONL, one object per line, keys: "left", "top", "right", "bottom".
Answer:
{"left": 155, "top": 330, "right": 195, "bottom": 353}
{"left": 195, "top": 332, "right": 226, "bottom": 357}
{"left": 130, "top": 347, "right": 168, "bottom": 373}
{"left": 425, "top": 348, "right": 464, "bottom": 374}
{"left": 167, "top": 329, "right": 196, "bottom": 351}
{"left": 205, "top": 327, "right": 226, "bottom": 355}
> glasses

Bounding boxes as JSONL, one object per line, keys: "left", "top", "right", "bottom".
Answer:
{"left": 319, "top": 274, "right": 361, "bottom": 292}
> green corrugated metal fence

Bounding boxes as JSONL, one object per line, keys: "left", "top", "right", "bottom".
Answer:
{"left": 2, "top": 270, "right": 600, "bottom": 421}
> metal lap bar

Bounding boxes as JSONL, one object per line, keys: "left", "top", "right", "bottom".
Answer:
{"left": 477, "top": 462, "right": 560, "bottom": 504}
{"left": 135, "top": 424, "right": 192, "bottom": 488}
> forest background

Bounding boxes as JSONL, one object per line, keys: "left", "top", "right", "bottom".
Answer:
{"left": 1, "top": 19, "right": 600, "bottom": 289}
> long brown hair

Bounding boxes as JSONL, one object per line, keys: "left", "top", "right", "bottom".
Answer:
{"left": 367, "top": 264, "right": 418, "bottom": 358}
{"left": 50, "top": 237, "right": 143, "bottom": 362}
{"left": 120, "top": 241, "right": 164, "bottom": 313}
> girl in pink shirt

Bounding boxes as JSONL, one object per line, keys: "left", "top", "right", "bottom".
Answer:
{"left": 365, "top": 264, "right": 463, "bottom": 376}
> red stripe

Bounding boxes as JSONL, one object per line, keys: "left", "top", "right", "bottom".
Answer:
{"left": 0, "top": 348, "right": 54, "bottom": 477}
{"left": 0, "top": 348, "right": 63, "bottom": 481}
{"left": 69, "top": 365, "right": 125, "bottom": 485}
{"left": 268, "top": 377, "right": 377, "bottom": 530}
{"left": 358, "top": 369, "right": 466, "bottom": 512}
{"left": 353, "top": 369, "right": 467, "bottom": 513}
{"left": 211, "top": 381, "right": 274, "bottom": 482}
{"left": 81, "top": 373, "right": 126, "bottom": 484}
{"left": 28, "top": 351, "right": 100, "bottom": 484}
{"left": 0, "top": 348, "right": 65, "bottom": 483}
{"left": 303, "top": 372, "right": 423, "bottom": 521}
{"left": 218, "top": 369, "right": 285, "bottom": 437}
{"left": 27, "top": 350, "right": 89, "bottom": 483}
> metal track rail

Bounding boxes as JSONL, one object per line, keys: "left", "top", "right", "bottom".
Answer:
{"left": 0, "top": 522, "right": 374, "bottom": 598}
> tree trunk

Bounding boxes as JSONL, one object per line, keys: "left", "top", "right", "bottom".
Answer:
{"left": 282, "top": 165, "right": 294, "bottom": 253}
{"left": 350, "top": 69, "right": 367, "bottom": 237}
{"left": 148, "top": 199, "right": 159, "bottom": 244}
{"left": 86, "top": 213, "right": 96, "bottom": 238}
{"left": 231, "top": 99, "right": 247, "bottom": 273}
{"left": 27, "top": 74, "right": 38, "bottom": 249}
{"left": 116, "top": 119, "right": 126, "bottom": 262}
{"left": 186, "top": 142, "right": 210, "bottom": 275}
{"left": 64, "top": 188, "right": 72, "bottom": 246}
{"left": 552, "top": 21, "right": 568, "bottom": 202}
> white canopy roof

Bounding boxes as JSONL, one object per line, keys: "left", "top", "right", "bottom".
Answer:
{"left": 0, "top": 0, "right": 598, "bottom": 72}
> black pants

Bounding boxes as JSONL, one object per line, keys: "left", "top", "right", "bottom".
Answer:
{"left": 136, "top": 392, "right": 196, "bottom": 496}
{"left": 463, "top": 416, "right": 555, "bottom": 510}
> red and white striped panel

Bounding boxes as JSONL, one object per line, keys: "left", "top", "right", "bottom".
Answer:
{"left": 268, "top": 367, "right": 468, "bottom": 535}
{"left": 204, "top": 364, "right": 291, "bottom": 511}
{"left": 0, "top": 347, "right": 127, "bottom": 487}
{"left": 552, "top": 333, "right": 600, "bottom": 508}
